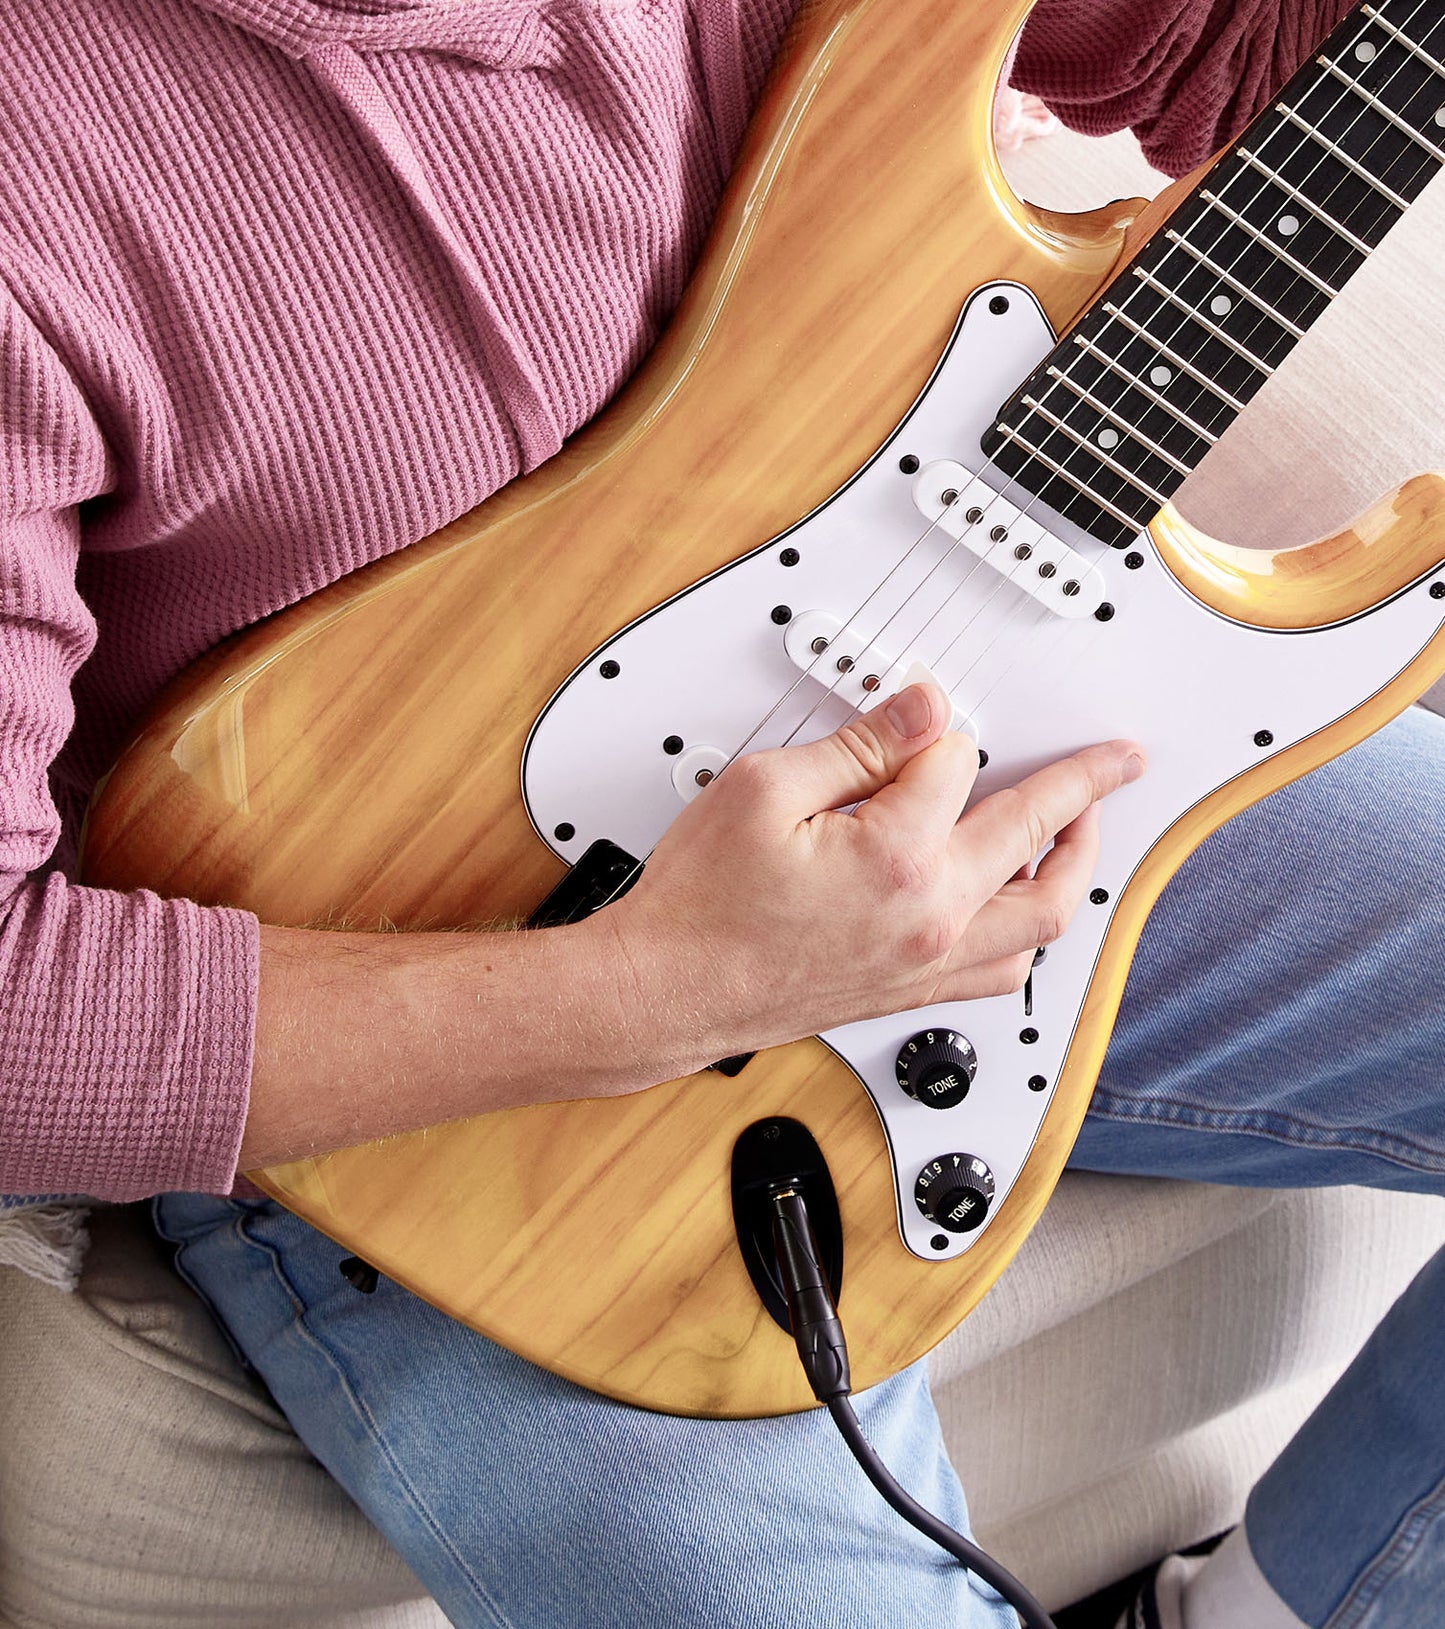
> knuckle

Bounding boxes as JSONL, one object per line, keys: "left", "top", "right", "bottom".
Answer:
{"left": 998, "top": 786, "right": 1049, "bottom": 856}
{"left": 1033, "top": 897, "right": 1072, "bottom": 946}
{"left": 900, "top": 915, "right": 954, "bottom": 967}
{"left": 834, "top": 722, "right": 891, "bottom": 784}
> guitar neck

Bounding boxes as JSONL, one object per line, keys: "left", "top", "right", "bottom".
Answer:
{"left": 984, "top": 0, "right": 1445, "bottom": 548}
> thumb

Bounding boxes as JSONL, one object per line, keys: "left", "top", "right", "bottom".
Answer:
{"left": 770, "top": 682, "right": 951, "bottom": 820}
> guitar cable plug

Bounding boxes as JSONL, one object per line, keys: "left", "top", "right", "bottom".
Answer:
{"left": 767, "top": 1187, "right": 1057, "bottom": 1629}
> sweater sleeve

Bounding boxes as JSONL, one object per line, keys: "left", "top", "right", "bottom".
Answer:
{"left": 1013, "top": 0, "right": 1358, "bottom": 177}
{"left": 0, "top": 284, "right": 259, "bottom": 1202}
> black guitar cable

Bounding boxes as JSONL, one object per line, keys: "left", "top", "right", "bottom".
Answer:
{"left": 769, "top": 1189, "right": 1057, "bottom": 1629}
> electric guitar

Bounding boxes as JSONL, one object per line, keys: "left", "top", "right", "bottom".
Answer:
{"left": 83, "top": 0, "right": 1445, "bottom": 1417}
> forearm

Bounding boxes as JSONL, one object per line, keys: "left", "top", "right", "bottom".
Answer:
{"left": 242, "top": 918, "right": 702, "bottom": 1171}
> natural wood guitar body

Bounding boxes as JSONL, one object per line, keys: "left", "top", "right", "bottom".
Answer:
{"left": 84, "top": 0, "right": 1445, "bottom": 1416}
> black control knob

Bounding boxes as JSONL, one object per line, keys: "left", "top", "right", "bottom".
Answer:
{"left": 896, "top": 1029, "right": 977, "bottom": 1110}
{"left": 914, "top": 1154, "right": 995, "bottom": 1233}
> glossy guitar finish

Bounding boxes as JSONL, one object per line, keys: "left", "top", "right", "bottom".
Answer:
{"left": 83, "top": 0, "right": 1445, "bottom": 1416}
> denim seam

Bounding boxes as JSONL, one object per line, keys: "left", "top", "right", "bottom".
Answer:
{"left": 234, "top": 1214, "right": 517, "bottom": 1629}
{"left": 1324, "top": 1471, "right": 1445, "bottom": 1629}
{"left": 1086, "top": 1091, "right": 1445, "bottom": 1177}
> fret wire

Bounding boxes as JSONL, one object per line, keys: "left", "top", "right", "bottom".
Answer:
{"left": 1161, "top": 230, "right": 1307, "bottom": 337}
{"left": 1361, "top": 4, "right": 1445, "bottom": 79}
{"left": 1275, "top": 103, "right": 1410, "bottom": 208}
{"left": 1019, "top": 394, "right": 1172, "bottom": 503}
{"left": 1198, "top": 188, "right": 1343, "bottom": 297}
{"left": 1317, "top": 55, "right": 1445, "bottom": 162}
{"left": 1130, "top": 266, "right": 1277, "bottom": 373}
{"left": 1161, "top": 229, "right": 1308, "bottom": 336}
{"left": 1101, "top": 303, "right": 1248, "bottom": 410}
{"left": 1070, "top": 333, "right": 1220, "bottom": 443}
{"left": 1233, "top": 146, "right": 1375, "bottom": 254}
{"left": 1043, "top": 367, "right": 1196, "bottom": 475}
{"left": 989, "top": 425, "right": 1146, "bottom": 530}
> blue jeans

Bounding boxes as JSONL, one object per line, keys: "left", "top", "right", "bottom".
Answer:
{"left": 155, "top": 705, "right": 1445, "bottom": 1629}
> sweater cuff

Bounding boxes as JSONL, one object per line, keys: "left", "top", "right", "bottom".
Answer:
{"left": 0, "top": 877, "right": 260, "bottom": 1202}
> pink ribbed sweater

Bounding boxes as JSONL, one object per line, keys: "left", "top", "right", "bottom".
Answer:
{"left": 1, "top": 0, "right": 1351, "bottom": 1201}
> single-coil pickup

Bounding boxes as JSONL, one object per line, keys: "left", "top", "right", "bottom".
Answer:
{"left": 910, "top": 461, "right": 1106, "bottom": 618}
{"left": 782, "top": 612, "right": 974, "bottom": 733}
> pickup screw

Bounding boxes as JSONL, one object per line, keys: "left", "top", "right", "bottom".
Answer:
{"left": 1254, "top": 729, "right": 1274, "bottom": 747}
{"left": 1094, "top": 602, "right": 1116, "bottom": 621}
{"left": 811, "top": 635, "right": 830, "bottom": 655}
{"left": 554, "top": 822, "right": 576, "bottom": 842}
{"left": 663, "top": 736, "right": 684, "bottom": 756}
{"left": 899, "top": 454, "right": 920, "bottom": 474}
{"left": 599, "top": 659, "right": 620, "bottom": 678}
{"left": 1125, "top": 551, "right": 1144, "bottom": 570}
{"left": 770, "top": 604, "right": 792, "bottom": 625}
{"left": 695, "top": 768, "right": 715, "bottom": 786}
{"left": 780, "top": 547, "right": 800, "bottom": 567}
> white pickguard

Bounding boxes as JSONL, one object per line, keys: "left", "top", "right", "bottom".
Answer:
{"left": 522, "top": 281, "right": 1445, "bottom": 1262}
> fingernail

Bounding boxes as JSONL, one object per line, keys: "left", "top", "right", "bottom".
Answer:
{"left": 1122, "top": 751, "right": 1146, "bottom": 783}
{"left": 885, "top": 684, "right": 932, "bottom": 739}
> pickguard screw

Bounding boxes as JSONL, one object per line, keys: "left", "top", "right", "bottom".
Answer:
{"left": 1090, "top": 887, "right": 1109, "bottom": 905}
{"left": 965, "top": 506, "right": 984, "bottom": 524}
{"left": 989, "top": 294, "right": 1011, "bottom": 315}
{"left": 1028, "top": 1075, "right": 1048, "bottom": 1092}
{"left": 599, "top": 659, "right": 620, "bottom": 679}
{"left": 1019, "top": 1027, "right": 1039, "bottom": 1045}
{"left": 1432, "top": 582, "right": 1445, "bottom": 599}
{"left": 770, "top": 604, "right": 792, "bottom": 624}
{"left": 1254, "top": 729, "right": 1274, "bottom": 747}
{"left": 1094, "top": 603, "right": 1116, "bottom": 621}
{"left": 780, "top": 547, "right": 800, "bottom": 567}
{"left": 1125, "top": 551, "right": 1144, "bottom": 570}
{"left": 663, "top": 736, "right": 684, "bottom": 756}
{"left": 695, "top": 768, "right": 715, "bottom": 786}
{"left": 810, "top": 635, "right": 830, "bottom": 655}
{"left": 930, "top": 1234, "right": 950, "bottom": 1251}
{"left": 977, "top": 748, "right": 990, "bottom": 768}
{"left": 554, "top": 822, "right": 576, "bottom": 842}
{"left": 899, "top": 454, "right": 920, "bottom": 474}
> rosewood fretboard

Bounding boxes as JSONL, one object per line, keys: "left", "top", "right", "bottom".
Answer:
{"left": 982, "top": 0, "right": 1445, "bottom": 547}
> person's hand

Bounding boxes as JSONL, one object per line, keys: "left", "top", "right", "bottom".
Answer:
{"left": 601, "top": 681, "right": 1144, "bottom": 1070}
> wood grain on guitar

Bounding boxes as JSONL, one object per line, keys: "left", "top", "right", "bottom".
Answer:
{"left": 82, "top": 0, "right": 1445, "bottom": 1416}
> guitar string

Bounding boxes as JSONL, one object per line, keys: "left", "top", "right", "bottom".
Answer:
{"left": 760, "top": 0, "right": 1443, "bottom": 768}
{"left": 905, "top": 0, "right": 1445, "bottom": 736}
